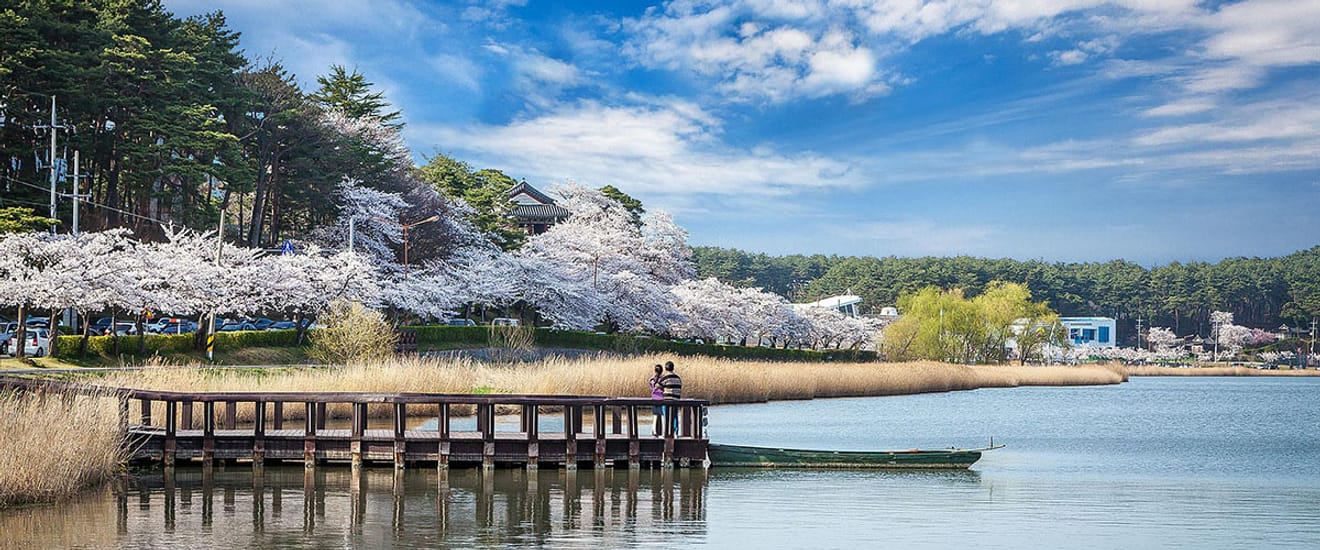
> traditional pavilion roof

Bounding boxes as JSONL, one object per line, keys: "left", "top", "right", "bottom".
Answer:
{"left": 511, "top": 203, "right": 570, "bottom": 221}
{"left": 507, "top": 181, "right": 569, "bottom": 222}
{"left": 507, "top": 181, "right": 556, "bottom": 205}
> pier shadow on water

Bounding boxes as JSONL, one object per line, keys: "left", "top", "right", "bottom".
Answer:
{"left": 0, "top": 465, "right": 709, "bottom": 549}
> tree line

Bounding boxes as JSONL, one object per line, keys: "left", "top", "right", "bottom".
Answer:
{"left": 694, "top": 246, "right": 1320, "bottom": 340}
{"left": 0, "top": 1, "right": 464, "bottom": 261}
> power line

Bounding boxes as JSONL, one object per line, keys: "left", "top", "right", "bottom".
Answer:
{"left": 0, "top": 197, "right": 52, "bottom": 209}
{"left": 1, "top": 173, "right": 175, "bottom": 226}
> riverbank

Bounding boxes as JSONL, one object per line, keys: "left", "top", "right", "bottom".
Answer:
{"left": 0, "top": 389, "right": 126, "bottom": 509}
{"left": 1123, "top": 365, "right": 1320, "bottom": 376}
{"left": 87, "top": 355, "right": 1126, "bottom": 423}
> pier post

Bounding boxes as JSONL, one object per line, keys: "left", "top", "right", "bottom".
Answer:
{"left": 565, "top": 405, "right": 578, "bottom": 470}
{"left": 351, "top": 403, "right": 365, "bottom": 470}
{"left": 437, "top": 404, "right": 450, "bottom": 471}
{"left": 393, "top": 403, "right": 408, "bottom": 470}
{"left": 627, "top": 405, "right": 640, "bottom": 469}
{"left": 224, "top": 401, "right": 236, "bottom": 430}
{"left": 304, "top": 402, "right": 318, "bottom": 469}
{"left": 164, "top": 400, "right": 177, "bottom": 467}
{"left": 316, "top": 403, "right": 327, "bottom": 431}
{"left": 526, "top": 404, "right": 539, "bottom": 470}
{"left": 202, "top": 401, "right": 215, "bottom": 465}
{"left": 593, "top": 404, "right": 607, "bottom": 469}
{"left": 481, "top": 403, "right": 495, "bottom": 471}
{"left": 273, "top": 402, "right": 284, "bottom": 430}
{"left": 140, "top": 399, "right": 152, "bottom": 426}
{"left": 662, "top": 407, "right": 675, "bottom": 469}
{"left": 253, "top": 400, "right": 266, "bottom": 467}
{"left": 181, "top": 401, "right": 193, "bottom": 431}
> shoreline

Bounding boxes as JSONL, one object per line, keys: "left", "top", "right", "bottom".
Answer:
{"left": 1122, "top": 365, "right": 1320, "bottom": 377}
{"left": 3, "top": 356, "right": 1315, "bottom": 508}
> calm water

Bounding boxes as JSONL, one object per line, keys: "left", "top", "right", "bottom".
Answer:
{"left": 3, "top": 377, "right": 1319, "bottom": 549}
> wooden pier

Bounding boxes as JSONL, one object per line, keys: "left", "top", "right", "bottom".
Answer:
{"left": 0, "top": 376, "right": 709, "bottom": 470}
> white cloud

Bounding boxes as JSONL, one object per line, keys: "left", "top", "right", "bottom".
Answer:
{"left": 622, "top": 1, "right": 1206, "bottom": 103}
{"left": 1051, "top": 49, "right": 1088, "bottom": 66}
{"left": 1135, "top": 95, "right": 1320, "bottom": 146}
{"left": 624, "top": 2, "right": 890, "bottom": 103}
{"left": 409, "top": 99, "right": 859, "bottom": 196}
{"left": 1141, "top": 98, "right": 1215, "bottom": 117}
{"left": 428, "top": 54, "right": 483, "bottom": 92}
{"left": 482, "top": 41, "right": 585, "bottom": 109}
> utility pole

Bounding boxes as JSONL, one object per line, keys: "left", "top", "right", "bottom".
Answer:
{"left": 48, "top": 96, "right": 57, "bottom": 228}
{"left": 36, "top": 95, "right": 67, "bottom": 233}
{"left": 208, "top": 209, "right": 224, "bottom": 362}
{"left": 1310, "top": 318, "right": 1317, "bottom": 368}
{"left": 372, "top": 214, "right": 439, "bottom": 278}
{"left": 347, "top": 215, "right": 355, "bottom": 252}
{"left": 71, "top": 150, "right": 82, "bottom": 235}
{"left": 1135, "top": 318, "right": 1144, "bottom": 350}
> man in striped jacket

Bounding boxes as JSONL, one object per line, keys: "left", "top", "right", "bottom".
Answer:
{"left": 658, "top": 361, "right": 682, "bottom": 433}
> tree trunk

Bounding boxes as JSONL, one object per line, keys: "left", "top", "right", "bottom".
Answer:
{"left": 48, "top": 308, "right": 60, "bottom": 358}
{"left": 15, "top": 303, "right": 27, "bottom": 357}
{"left": 135, "top": 315, "right": 147, "bottom": 355}
{"left": 110, "top": 311, "right": 120, "bottom": 356}
{"left": 79, "top": 311, "right": 92, "bottom": 356}
{"left": 195, "top": 312, "right": 210, "bottom": 352}
{"left": 294, "top": 311, "right": 308, "bottom": 345}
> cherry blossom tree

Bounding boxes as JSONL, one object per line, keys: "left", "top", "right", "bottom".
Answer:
{"left": 0, "top": 231, "right": 67, "bottom": 356}
{"left": 1146, "top": 327, "right": 1180, "bottom": 352}
{"left": 309, "top": 179, "right": 407, "bottom": 266}
{"left": 262, "top": 246, "right": 380, "bottom": 343}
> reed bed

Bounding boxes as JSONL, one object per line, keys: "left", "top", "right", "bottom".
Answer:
{"left": 0, "top": 390, "right": 128, "bottom": 509}
{"left": 1123, "top": 365, "right": 1320, "bottom": 377}
{"left": 100, "top": 355, "right": 1126, "bottom": 424}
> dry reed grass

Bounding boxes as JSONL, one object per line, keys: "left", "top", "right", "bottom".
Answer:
{"left": 0, "top": 390, "right": 127, "bottom": 509}
{"left": 1123, "top": 365, "right": 1320, "bottom": 377}
{"left": 100, "top": 355, "right": 1126, "bottom": 424}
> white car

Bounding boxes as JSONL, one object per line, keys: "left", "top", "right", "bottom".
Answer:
{"left": 491, "top": 317, "right": 521, "bottom": 327}
{"left": 3, "top": 328, "right": 52, "bottom": 357}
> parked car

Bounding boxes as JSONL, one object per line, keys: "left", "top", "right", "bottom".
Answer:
{"left": 155, "top": 320, "right": 197, "bottom": 334}
{"left": 0, "top": 322, "right": 17, "bottom": 353}
{"left": 217, "top": 321, "right": 256, "bottom": 332}
{"left": 446, "top": 318, "right": 476, "bottom": 327}
{"left": 491, "top": 318, "right": 520, "bottom": 327}
{"left": 145, "top": 318, "right": 175, "bottom": 333}
{"left": 270, "top": 319, "right": 311, "bottom": 330}
{"left": 90, "top": 317, "right": 115, "bottom": 335}
{"left": 3, "top": 328, "right": 51, "bottom": 357}
{"left": 105, "top": 321, "right": 138, "bottom": 336}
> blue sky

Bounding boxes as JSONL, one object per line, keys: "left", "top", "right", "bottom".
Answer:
{"left": 165, "top": 0, "right": 1320, "bottom": 265}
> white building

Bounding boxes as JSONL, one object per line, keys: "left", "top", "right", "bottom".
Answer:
{"left": 792, "top": 294, "right": 862, "bottom": 317}
{"left": 1059, "top": 317, "right": 1117, "bottom": 347}
{"left": 1006, "top": 316, "right": 1118, "bottom": 356}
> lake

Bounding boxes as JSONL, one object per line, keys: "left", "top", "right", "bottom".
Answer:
{"left": 3, "top": 377, "right": 1319, "bottom": 548}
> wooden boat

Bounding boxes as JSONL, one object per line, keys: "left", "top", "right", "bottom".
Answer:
{"left": 707, "top": 442, "right": 1004, "bottom": 469}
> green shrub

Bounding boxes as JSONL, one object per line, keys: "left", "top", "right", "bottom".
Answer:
{"left": 307, "top": 301, "right": 396, "bottom": 364}
{"left": 54, "top": 330, "right": 304, "bottom": 359}
{"left": 53, "top": 322, "right": 877, "bottom": 364}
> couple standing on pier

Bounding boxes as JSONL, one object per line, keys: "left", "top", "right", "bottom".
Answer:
{"left": 649, "top": 361, "right": 682, "bottom": 436}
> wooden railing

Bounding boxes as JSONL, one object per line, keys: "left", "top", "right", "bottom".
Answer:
{"left": 0, "top": 376, "right": 708, "bottom": 470}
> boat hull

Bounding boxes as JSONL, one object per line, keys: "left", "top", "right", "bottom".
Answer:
{"left": 708, "top": 443, "right": 985, "bottom": 469}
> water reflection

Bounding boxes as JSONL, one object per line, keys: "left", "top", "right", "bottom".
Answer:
{"left": 0, "top": 466, "right": 708, "bottom": 548}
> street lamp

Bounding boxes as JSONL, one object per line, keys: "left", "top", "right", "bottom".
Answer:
{"left": 373, "top": 214, "right": 439, "bottom": 277}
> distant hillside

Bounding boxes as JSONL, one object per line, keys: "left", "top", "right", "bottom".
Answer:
{"left": 693, "top": 245, "right": 1320, "bottom": 341}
